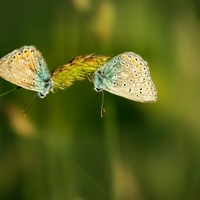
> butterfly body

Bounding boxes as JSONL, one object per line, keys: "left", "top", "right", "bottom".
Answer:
{"left": 0, "top": 46, "right": 53, "bottom": 98}
{"left": 93, "top": 52, "right": 157, "bottom": 102}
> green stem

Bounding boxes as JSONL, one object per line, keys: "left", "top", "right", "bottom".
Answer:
{"left": 0, "top": 86, "right": 21, "bottom": 97}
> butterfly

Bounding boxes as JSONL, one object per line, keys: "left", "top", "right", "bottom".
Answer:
{"left": 93, "top": 52, "right": 157, "bottom": 103}
{"left": 0, "top": 45, "right": 53, "bottom": 98}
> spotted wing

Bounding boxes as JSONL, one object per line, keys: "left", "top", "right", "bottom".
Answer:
{"left": 100, "top": 52, "right": 157, "bottom": 102}
{"left": 0, "top": 46, "right": 51, "bottom": 93}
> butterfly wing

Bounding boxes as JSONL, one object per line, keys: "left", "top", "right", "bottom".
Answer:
{"left": 97, "top": 52, "right": 157, "bottom": 102}
{"left": 0, "top": 46, "right": 52, "bottom": 97}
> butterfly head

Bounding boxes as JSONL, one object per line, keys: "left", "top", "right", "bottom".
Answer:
{"left": 93, "top": 69, "right": 104, "bottom": 92}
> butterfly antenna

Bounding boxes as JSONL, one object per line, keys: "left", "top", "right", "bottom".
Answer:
{"left": 0, "top": 86, "right": 21, "bottom": 97}
{"left": 100, "top": 91, "right": 106, "bottom": 117}
{"left": 20, "top": 93, "right": 38, "bottom": 117}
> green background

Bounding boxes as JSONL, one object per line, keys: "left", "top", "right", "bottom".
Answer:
{"left": 0, "top": 0, "right": 200, "bottom": 199}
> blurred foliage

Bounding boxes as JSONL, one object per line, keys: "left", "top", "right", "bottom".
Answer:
{"left": 0, "top": 0, "right": 200, "bottom": 200}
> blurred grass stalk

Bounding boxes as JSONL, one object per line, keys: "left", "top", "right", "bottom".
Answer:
{"left": 103, "top": 99, "right": 121, "bottom": 200}
{"left": 103, "top": 99, "right": 140, "bottom": 200}
{"left": 72, "top": 0, "right": 116, "bottom": 45}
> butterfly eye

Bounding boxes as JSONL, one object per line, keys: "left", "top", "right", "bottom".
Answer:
{"left": 38, "top": 92, "right": 45, "bottom": 98}
{"left": 95, "top": 87, "right": 102, "bottom": 92}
